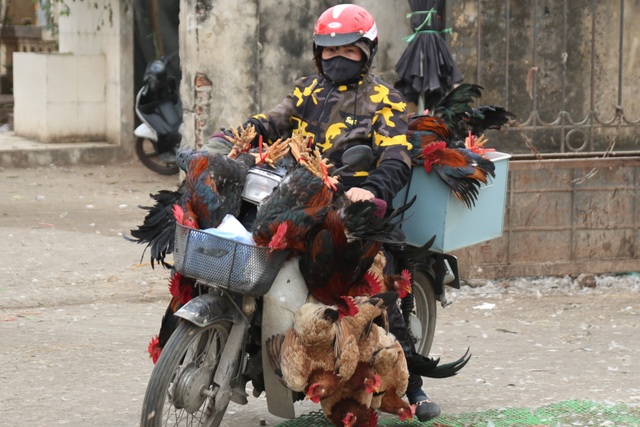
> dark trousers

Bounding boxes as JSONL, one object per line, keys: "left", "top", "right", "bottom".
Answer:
{"left": 387, "top": 301, "right": 424, "bottom": 395}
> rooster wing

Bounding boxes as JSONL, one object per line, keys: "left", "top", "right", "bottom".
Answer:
{"left": 265, "top": 331, "right": 312, "bottom": 392}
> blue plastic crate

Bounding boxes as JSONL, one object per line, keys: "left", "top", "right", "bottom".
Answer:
{"left": 393, "top": 151, "right": 511, "bottom": 252}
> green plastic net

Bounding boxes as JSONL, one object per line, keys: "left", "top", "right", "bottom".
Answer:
{"left": 276, "top": 400, "right": 640, "bottom": 427}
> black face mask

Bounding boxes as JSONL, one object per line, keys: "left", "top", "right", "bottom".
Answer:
{"left": 321, "top": 56, "right": 364, "bottom": 84}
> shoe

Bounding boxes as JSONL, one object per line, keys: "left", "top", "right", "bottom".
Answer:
{"left": 407, "top": 389, "right": 441, "bottom": 422}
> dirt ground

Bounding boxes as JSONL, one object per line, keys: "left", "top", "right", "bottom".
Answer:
{"left": 1, "top": 161, "right": 639, "bottom": 426}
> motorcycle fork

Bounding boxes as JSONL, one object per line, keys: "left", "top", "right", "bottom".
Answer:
{"left": 211, "top": 293, "right": 253, "bottom": 413}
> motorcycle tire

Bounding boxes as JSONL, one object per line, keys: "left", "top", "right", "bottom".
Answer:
{"left": 140, "top": 319, "right": 232, "bottom": 427}
{"left": 409, "top": 270, "right": 438, "bottom": 357}
{"left": 135, "top": 137, "right": 179, "bottom": 175}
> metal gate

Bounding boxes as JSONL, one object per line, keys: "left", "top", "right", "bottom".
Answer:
{"left": 448, "top": 0, "right": 640, "bottom": 159}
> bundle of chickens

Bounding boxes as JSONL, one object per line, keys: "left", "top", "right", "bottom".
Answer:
{"left": 266, "top": 292, "right": 470, "bottom": 427}
{"left": 407, "top": 83, "right": 515, "bottom": 208}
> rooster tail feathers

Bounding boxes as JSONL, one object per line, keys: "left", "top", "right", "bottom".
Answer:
{"left": 407, "top": 347, "right": 472, "bottom": 379}
{"left": 470, "top": 105, "right": 516, "bottom": 134}
{"left": 434, "top": 83, "right": 483, "bottom": 125}
{"left": 345, "top": 196, "right": 416, "bottom": 244}
{"left": 386, "top": 195, "right": 417, "bottom": 225}
{"left": 387, "top": 234, "right": 436, "bottom": 261}
{"left": 127, "top": 189, "right": 182, "bottom": 269}
{"left": 425, "top": 347, "right": 472, "bottom": 379}
{"left": 370, "top": 291, "right": 400, "bottom": 310}
{"left": 473, "top": 155, "right": 497, "bottom": 179}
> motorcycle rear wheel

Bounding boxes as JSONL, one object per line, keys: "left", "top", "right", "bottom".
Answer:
{"left": 135, "top": 137, "right": 179, "bottom": 175}
{"left": 140, "top": 319, "right": 232, "bottom": 427}
{"left": 409, "top": 270, "right": 437, "bottom": 356}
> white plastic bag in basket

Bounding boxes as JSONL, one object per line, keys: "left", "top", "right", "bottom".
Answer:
{"left": 203, "top": 214, "right": 255, "bottom": 245}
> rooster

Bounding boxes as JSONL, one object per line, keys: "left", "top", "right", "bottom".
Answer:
{"left": 252, "top": 133, "right": 339, "bottom": 256}
{"left": 300, "top": 212, "right": 380, "bottom": 316}
{"left": 147, "top": 271, "right": 197, "bottom": 363}
{"left": 252, "top": 164, "right": 337, "bottom": 254}
{"left": 405, "top": 84, "right": 513, "bottom": 208}
{"left": 409, "top": 83, "right": 514, "bottom": 147}
{"left": 127, "top": 124, "right": 267, "bottom": 266}
{"left": 420, "top": 141, "right": 496, "bottom": 208}
{"left": 299, "top": 197, "right": 413, "bottom": 316}
{"left": 379, "top": 269, "right": 413, "bottom": 299}
{"left": 128, "top": 149, "right": 253, "bottom": 267}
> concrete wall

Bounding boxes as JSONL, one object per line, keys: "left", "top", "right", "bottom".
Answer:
{"left": 12, "top": 0, "right": 133, "bottom": 149}
{"left": 179, "top": 0, "right": 412, "bottom": 149}
{"left": 455, "top": 156, "right": 640, "bottom": 279}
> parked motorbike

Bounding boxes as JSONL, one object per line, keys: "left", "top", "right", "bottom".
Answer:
{"left": 139, "top": 146, "right": 459, "bottom": 426}
{"left": 134, "top": 56, "right": 182, "bottom": 175}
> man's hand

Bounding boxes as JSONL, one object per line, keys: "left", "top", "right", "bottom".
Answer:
{"left": 345, "top": 187, "right": 374, "bottom": 202}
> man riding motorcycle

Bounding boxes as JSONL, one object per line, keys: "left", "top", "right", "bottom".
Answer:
{"left": 206, "top": 4, "right": 441, "bottom": 421}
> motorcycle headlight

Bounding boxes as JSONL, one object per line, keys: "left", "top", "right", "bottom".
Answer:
{"left": 242, "top": 167, "right": 284, "bottom": 204}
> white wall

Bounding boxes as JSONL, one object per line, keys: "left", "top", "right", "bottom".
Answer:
{"left": 13, "top": 52, "right": 105, "bottom": 142}
{"left": 13, "top": 0, "right": 133, "bottom": 146}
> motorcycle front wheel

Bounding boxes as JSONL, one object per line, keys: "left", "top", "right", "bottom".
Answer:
{"left": 135, "top": 137, "right": 179, "bottom": 175}
{"left": 409, "top": 270, "right": 437, "bottom": 357}
{"left": 140, "top": 319, "right": 232, "bottom": 427}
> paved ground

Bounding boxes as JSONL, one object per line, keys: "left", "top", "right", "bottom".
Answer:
{"left": 1, "top": 160, "right": 638, "bottom": 426}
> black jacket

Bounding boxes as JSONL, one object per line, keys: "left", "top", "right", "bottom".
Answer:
{"left": 248, "top": 73, "right": 413, "bottom": 207}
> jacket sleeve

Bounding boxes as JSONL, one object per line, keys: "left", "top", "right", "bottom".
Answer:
{"left": 360, "top": 81, "right": 413, "bottom": 206}
{"left": 361, "top": 158, "right": 411, "bottom": 207}
{"left": 243, "top": 77, "right": 311, "bottom": 145}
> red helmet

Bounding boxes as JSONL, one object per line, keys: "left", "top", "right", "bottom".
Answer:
{"left": 313, "top": 4, "right": 378, "bottom": 48}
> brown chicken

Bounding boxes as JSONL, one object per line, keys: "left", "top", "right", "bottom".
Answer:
{"left": 370, "top": 327, "right": 415, "bottom": 422}
{"left": 322, "top": 394, "right": 379, "bottom": 427}
{"left": 265, "top": 302, "right": 359, "bottom": 395}
{"left": 305, "top": 293, "right": 397, "bottom": 403}
{"left": 321, "top": 386, "right": 379, "bottom": 427}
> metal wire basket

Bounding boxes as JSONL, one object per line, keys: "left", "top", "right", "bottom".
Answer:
{"left": 173, "top": 223, "right": 288, "bottom": 296}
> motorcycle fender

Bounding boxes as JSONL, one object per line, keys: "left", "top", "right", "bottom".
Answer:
{"left": 261, "top": 258, "right": 309, "bottom": 419}
{"left": 443, "top": 254, "right": 460, "bottom": 289}
{"left": 174, "top": 293, "right": 235, "bottom": 327}
{"left": 134, "top": 122, "right": 157, "bottom": 140}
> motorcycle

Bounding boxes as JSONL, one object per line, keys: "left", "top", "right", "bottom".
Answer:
{"left": 134, "top": 56, "right": 182, "bottom": 175}
{"left": 139, "top": 146, "right": 460, "bottom": 426}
